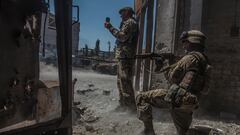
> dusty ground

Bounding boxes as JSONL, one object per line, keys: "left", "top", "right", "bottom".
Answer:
{"left": 40, "top": 63, "right": 240, "bottom": 135}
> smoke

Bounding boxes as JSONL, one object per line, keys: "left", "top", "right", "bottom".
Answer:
{"left": 39, "top": 62, "right": 59, "bottom": 81}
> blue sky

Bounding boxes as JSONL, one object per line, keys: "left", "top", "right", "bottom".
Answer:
{"left": 77, "top": 0, "right": 134, "bottom": 51}
{"left": 48, "top": 0, "right": 134, "bottom": 51}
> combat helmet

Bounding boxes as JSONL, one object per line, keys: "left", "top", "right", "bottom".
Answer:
{"left": 119, "top": 7, "right": 135, "bottom": 15}
{"left": 180, "top": 30, "right": 207, "bottom": 44}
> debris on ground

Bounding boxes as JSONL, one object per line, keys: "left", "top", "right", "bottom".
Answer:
{"left": 72, "top": 106, "right": 87, "bottom": 123}
{"left": 188, "top": 125, "right": 225, "bottom": 135}
{"left": 85, "top": 124, "right": 95, "bottom": 132}
{"left": 103, "top": 90, "right": 111, "bottom": 95}
{"left": 73, "top": 101, "right": 81, "bottom": 106}
{"left": 83, "top": 115, "right": 99, "bottom": 123}
{"left": 88, "top": 83, "right": 95, "bottom": 87}
{"left": 40, "top": 64, "right": 240, "bottom": 135}
{"left": 92, "top": 63, "right": 117, "bottom": 75}
{"left": 109, "top": 122, "right": 119, "bottom": 133}
{"left": 76, "top": 88, "right": 98, "bottom": 95}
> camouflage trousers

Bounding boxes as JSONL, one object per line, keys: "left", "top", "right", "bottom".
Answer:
{"left": 136, "top": 89, "right": 194, "bottom": 135}
{"left": 117, "top": 60, "right": 136, "bottom": 107}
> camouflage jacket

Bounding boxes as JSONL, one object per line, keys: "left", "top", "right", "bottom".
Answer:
{"left": 165, "top": 51, "right": 209, "bottom": 95}
{"left": 109, "top": 18, "right": 138, "bottom": 59}
{"left": 163, "top": 51, "right": 211, "bottom": 108}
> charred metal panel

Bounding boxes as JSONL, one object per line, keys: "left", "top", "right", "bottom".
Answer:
{"left": 0, "top": 0, "right": 54, "bottom": 132}
{"left": 0, "top": 15, "right": 39, "bottom": 129}
{"left": 36, "top": 85, "right": 62, "bottom": 123}
{"left": 0, "top": 0, "right": 73, "bottom": 134}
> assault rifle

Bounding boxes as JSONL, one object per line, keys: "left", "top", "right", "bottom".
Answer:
{"left": 135, "top": 52, "right": 175, "bottom": 60}
{"left": 134, "top": 52, "right": 178, "bottom": 72}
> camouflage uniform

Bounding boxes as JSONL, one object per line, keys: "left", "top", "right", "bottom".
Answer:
{"left": 136, "top": 30, "right": 211, "bottom": 135}
{"left": 108, "top": 14, "right": 138, "bottom": 106}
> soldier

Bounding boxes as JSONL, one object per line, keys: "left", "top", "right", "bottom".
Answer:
{"left": 104, "top": 7, "right": 138, "bottom": 109}
{"left": 136, "top": 30, "right": 211, "bottom": 135}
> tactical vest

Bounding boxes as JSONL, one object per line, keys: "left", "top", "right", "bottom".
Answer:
{"left": 183, "top": 52, "right": 212, "bottom": 95}
{"left": 115, "top": 18, "right": 138, "bottom": 59}
{"left": 166, "top": 52, "right": 212, "bottom": 95}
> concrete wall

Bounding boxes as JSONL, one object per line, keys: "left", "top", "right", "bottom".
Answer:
{"left": 176, "top": 0, "right": 240, "bottom": 115}
{"left": 152, "top": 0, "right": 240, "bottom": 115}
{"left": 154, "top": 0, "right": 178, "bottom": 54}
{"left": 200, "top": 0, "right": 240, "bottom": 114}
{"left": 151, "top": 0, "right": 179, "bottom": 89}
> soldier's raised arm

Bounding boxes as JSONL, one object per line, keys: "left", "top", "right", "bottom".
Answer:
{"left": 104, "top": 7, "right": 137, "bottom": 43}
{"left": 108, "top": 21, "right": 134, "bottom": 42}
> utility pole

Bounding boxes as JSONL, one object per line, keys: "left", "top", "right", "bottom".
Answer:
{"left": 95, "top": 39, "right": 100, "bottom": 56}
{"left": 108, "top": 41, "right": 111, "bottom": 57}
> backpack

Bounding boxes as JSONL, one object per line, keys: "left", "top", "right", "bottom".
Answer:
{"left": 189, "top": 52, "right": 213, "bottom": 95}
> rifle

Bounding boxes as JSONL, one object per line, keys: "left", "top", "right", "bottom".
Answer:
{"left": 135, "top": 52, "right": 175, "bottom": 59}
{"left": 134, "top": 52, "right": 180, "bottom": 73}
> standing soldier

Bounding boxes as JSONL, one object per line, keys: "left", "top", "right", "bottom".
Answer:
{"left": 104, "top": 7, "right": 138, "bottom": 109}
{"left": 136, "top": 30, "right": 212, "bottom": 135}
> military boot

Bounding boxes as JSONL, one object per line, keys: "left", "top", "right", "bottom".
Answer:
{"left": 139, "top": 121, "right": 156, "bottom": 135}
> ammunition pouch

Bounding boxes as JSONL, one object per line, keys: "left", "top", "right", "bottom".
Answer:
{"left": 164, "top": 84, "right": 180, "bottom": 103}
{"left": 164, "top": 84, "right": 198, "bottom": 109}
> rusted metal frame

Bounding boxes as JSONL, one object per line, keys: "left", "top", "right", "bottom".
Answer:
{"left": 54, "top": 0, "right": 73, "bottom": 134}
{"left": 42, "top": 0, "right": 50, "bottom": 57}
{"left": 142, "top": 0, "right": 154, "bottom": 91}
{"left": 3, "top": 119, "right": 62, "bottom": 135}
{"left": 150, "top": 0, "right": 159, "bottom": 88}
{"left": 134, "top": 0, "right": 147, "bottom": 91}
{"left": 151, "top": 0, "right": 159, "bottom": 53}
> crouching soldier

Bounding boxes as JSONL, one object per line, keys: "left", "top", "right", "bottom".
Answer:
{"left": 136, "top": 30, "right": 212, "bottom": 135}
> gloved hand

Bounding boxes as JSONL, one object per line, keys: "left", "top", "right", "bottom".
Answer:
{"left": 154, "top": 57, "right": 164, "bottom": 72}
{"left": 182, "top": 92, "right": 198, "bottom": 105}
{"left": 104, "top": 22, "right": 112, "bottom": 29}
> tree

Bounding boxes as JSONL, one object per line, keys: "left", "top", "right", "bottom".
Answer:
{"left": 95, "top": 39, "right": 100, "bottom": 56}
{"left": 108, "top": 41, "right": 111, "bottom": 56}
